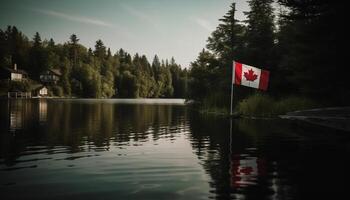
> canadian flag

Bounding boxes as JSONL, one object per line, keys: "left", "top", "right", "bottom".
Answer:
{"left": 233, "top": 61, "right": 270, "bottom": 91}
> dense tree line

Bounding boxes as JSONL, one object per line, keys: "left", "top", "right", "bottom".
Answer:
{"left": 188, "top": 0, "right": 348, "bottom": 108}
{"left": 0, "top": 27, "right": 188, "bottom": 98}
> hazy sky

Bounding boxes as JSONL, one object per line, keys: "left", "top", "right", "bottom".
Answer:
{"left": 0, "top": 0, "right": 249, "bottom": 67}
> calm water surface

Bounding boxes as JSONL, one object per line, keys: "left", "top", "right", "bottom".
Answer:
{"left": 0, "top": 99, "right": 348, "bottom": 200}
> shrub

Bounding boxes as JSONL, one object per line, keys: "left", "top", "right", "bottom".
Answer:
{"left": 199, "top": 92, "right": 230, "bottom": 115}
{"left": 236, "top": 94, "right": 275, "bottom": 117}
{"left": 51, "top": 86, "right": 63, "bottom": 97}
{"left": 236, "top": 94, "right": 318, "bottom": 117}
{"left": 10, "top": 80, "right": 30, "bottom": 92}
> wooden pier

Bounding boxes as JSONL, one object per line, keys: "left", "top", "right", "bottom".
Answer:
{"left": 7, "top": 92, "right": 31, "bottom": 99}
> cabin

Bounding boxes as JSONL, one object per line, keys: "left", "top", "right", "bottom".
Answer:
{"left": 0, "top": 64, "right": 28, "bottom": 81}
{"left": 32, "top": 85, "right": 48, "bottom": 97}
{"left": 40, "top": 68, "right": 62, "bottom": 84}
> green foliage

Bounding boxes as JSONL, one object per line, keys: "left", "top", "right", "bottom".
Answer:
{"left": 275, "top": 0, "right": 348, "bottom": 104}
{"left": 118, "top": 70, "right": 137, "bottom": 98}
{"left": 197, "top": 92, "right": 230, "bottom": 115}
{"left": 0, "top": 26, "right": 187, "bottom": 98}
{"left": 51, "top": 85, "right": 63, "bottom": 97}
{"left": 0, "top": 80, "right": 31, "bottom": 97}
{"left": 237, "top": 94, "right": 317, "bottom": 117}
{"left": 190, "top": 3, "right": 246, "bottom": 109}
{"left": 244, "top": 0, "right": 275, "bottom": 68}
{"left": 236, "top": 94, "right": 275, "bottom": 117}
{"left": 60, "top": 58, "right": 71, "bottom": 96}
{"left": 94, "top": 39, "right": 106, "bottom": 60}
{"left": 170, "top": 57, "right": 187, "bottom": 98}
{"left": 75, "top": 63, "right": 102, "bottom": 98}
{"left": 10, "top": 80, "right": 30, "bottom": 92}
{"left": 189, "top": 0, "right": 348, "bottom": 116}
{"left": 102, "top": 71, "right": 115, "bottom": 98}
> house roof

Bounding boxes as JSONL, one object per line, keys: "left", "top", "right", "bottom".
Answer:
{"left": 40, "top": 68, "right": 62, "bottom": 76}
{"left": 2, "top": 67, "right": 28, "bottom": 75}
{"left": 49, "top": 68, "right": 62, "bottom": 76}
{"left": 30, "top": 84, "right": 46, "bottom": 91}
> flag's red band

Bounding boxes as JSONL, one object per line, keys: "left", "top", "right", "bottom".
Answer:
{"left": 259, "top": 70, "right": 269, "bottom": 91}
{"left": 234, "top": 62, "right": 242, "bottom": 85}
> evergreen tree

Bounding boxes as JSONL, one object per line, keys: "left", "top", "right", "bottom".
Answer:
{"left": 152, "top": 55, "right": 161, "bottom": 81}
{"left": 189, "top": 49, "right": 219, "bottom": 101}
{"left": 107, "top": 48, "right": 112, "bottom": 58}
{"left": 276, "top": 0, "right": 348, "bottom": 104}
{"left": 244, "top": 0, "right": 275, "bottom": 68}
{"left": 69, "top": 34, "right": 79, "bottom": 67}
{"left": 207, "top": 3, "right": 245, "bottom": 62}
{"left": 48, "top": 38, "right": 55, "bottom": 47}
{"left": 60, "top": 57, "right": 71, "bottom": 96}
{"left": 30, "top": 32, "right": 47, "bottom": 78}
{"left": 94, "top": 39, "right": 106, "bottom": 60}
{"left": 33, "top": 32, "right": 42, "bottom": 48}
{"left": 0, "top": 26, "right": 30, "bottom": 70}
{"left": 0, "top": 26, "right": 185, "bottom": 99}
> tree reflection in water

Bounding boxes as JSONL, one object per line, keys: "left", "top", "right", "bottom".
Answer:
{"left": 0, "top": 100, "right": 347, "bottom": 200}
{"left": 188, "top": 114, "right": 347, "bottom": 200}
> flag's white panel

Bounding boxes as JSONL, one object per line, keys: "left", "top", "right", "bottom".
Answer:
{"left": 241, "top": 64, "right": 261, "bottom": 89}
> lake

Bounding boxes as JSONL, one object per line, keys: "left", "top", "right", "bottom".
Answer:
{"left": 0, "top": 99, "right": 348, "bottom": 200}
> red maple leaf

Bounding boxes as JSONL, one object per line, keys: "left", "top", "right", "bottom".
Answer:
{"left": 244, "top": 69, "right": 258, "bottom": 81}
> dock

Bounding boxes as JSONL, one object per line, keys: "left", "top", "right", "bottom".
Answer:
{"left": 7, "top": 92, "right": 32, "bottom": 99}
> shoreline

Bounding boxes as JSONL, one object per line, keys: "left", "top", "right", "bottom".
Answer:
{"left": 280, "top": 107, "right": 350, "bottom": 132}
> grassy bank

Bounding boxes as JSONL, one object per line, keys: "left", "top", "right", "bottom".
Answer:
{"left": 192, "top": 93, "right": 318, "bottom": 117}
{"left": 236, "top": 94, "right": 318, "bottom": 117}
{"left": 193, "top": 93, "right": 230, "bottom": 116}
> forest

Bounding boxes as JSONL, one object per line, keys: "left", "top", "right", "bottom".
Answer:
{"left": 188, "top": 0, "right": 348, "bottom": 113}
{"left": 0, "top": 28, "right": 188, "bottom": 98}
{"left": 1, "top": 0, "right": 348, "bottom": 111}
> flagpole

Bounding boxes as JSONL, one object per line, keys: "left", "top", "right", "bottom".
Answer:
{"left": 230, "top": 61, "right": 234, "bottom": 116}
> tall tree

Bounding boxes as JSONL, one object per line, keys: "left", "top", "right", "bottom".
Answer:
{"left": 193, "top": 3, "right": 245, "bottom": 108}
{"left": 244, "top": 0, "right": 275, "bottom": 68}
{"left": 30, "top": 32, "right": 47, "bottom": 78}
{"left": 48, "top": 38, "right": 55, "bottom": 47}
{"left": 60, "top": 57, "right": 71, "bottom": 96}
{"left": 207, "top": 3, "right": 245, "bottom": 62}
{"left": 276, "top": 0, "right": 348, "bottom": 104}
{"left": 152, "top": 55, "right": 161, "bottom": 81}
{"left": 69, "top": 34, "right": 79, "bottom": 67}
{"left": 33, "top": 32, "right": 42, "bottom": 48}
{"left": 94, "top": 39, "right": 106, "bottom": 60}
{"left": 0, "top": 26, "right": 182, "bottom": 99}
{"left": 189, "top": 49, "right": 220, "bottom": 102}
{"left": 0, "top": 26, "right": 30, "bottom": 70}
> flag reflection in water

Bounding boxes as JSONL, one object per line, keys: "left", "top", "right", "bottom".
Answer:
{"left": 230, "top": 154, "right": 266, "bottom": 188}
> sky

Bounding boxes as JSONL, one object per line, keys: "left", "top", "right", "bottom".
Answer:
{"left": 0, "top": 0, "right": 249, "bottom": 68}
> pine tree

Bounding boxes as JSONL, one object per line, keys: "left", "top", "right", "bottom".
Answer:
{"left": 203, "top": 2, "right": 246, "bottom": 107}
{"left": 48, "top": 38, "right": 55, "bottom": 47}
{"left": 276, "top": 0, "right": 348, "bottom": 104}
{"left": 30, "top": 32, "right": 47, "bottom": 78}
{"left": 244, "top": 0, "right": 275, "bottom": 68}
{"left": 207, "top": 3, "right": 245, "bottom": 62}
{"left": 61, "top": 57, "right": 71, "bottom": 96}
{"left": 94, "top": 39, "right": 106, "bottom": 60}
{"left": 69, "top": 34, "right": 79, "bottom": 67}
{"left": 152, "top": 55, "right": 161, "bottom": 81}
{"left": 33, "top": 32, "right": 42, "bottom": 48}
